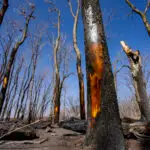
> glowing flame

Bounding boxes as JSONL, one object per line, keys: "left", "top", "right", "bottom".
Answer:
{"left": 92, "top": 105, "right": 100, "bottom": 118}
{"left": 3, "top": 77, "right": 8, "bottom": 88}
{"left": 55, "top": 106, "right": 58, "bottom": 113}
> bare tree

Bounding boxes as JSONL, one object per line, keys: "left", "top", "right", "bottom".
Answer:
{"left": 66, "top": 96, "right": 80, "bottom": 118}
{"left": 14, "top": 58, "right": 32, "bottom": 119}
{"left": 120, "top": 41, "right": 150, "bottom": 121}
{"left": 125, "top": 0, "right": 150, "bottom": 36}
{"left": 51, "top": 8, "right": 61, "bottom": 123}
{"left": 1, "top": 57, "right": 24, "bottom": 120}
{"left": 82, "top": 0, "right": 124, "bottom": 149}
{"left": 39, "top": 82, "right": 52, "bottom": 119}
{"left": 0, "top": 27, "right": 14, "bottom": 83}
{"left": 0, "top": 0, "right": 8, "bottom": 25}
{"left": 67, "top": 0, "right": 85, "bottom": 120}
{"left": 0, "top": 4, "right": 35, "bottom": 114}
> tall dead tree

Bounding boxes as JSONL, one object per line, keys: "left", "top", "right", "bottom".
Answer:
{"left": 120, "top": 41, "right": 150, "bottom": 121}
{"left": 52, "top": 8, "right": 61, "bottom": 123}
{"left": 68, "top": 0, "right": 85, "bottom": 120}
{"left": 82, "top": 0, "right": 124, "bottom": 149}
{"left": 0, "top": 4, "right": 35, "bottom": 114}
{"left": 125, "top": 0, "right": 150, "bottom": 36}
{"left": 0, "top": 0, "right": 8, "bottom": 25}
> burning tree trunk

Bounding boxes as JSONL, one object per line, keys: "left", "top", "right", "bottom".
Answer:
{"left": 0, "top": 0, "right": 8, "bottom": 25}
{"left": 82, "top": 0, "right": 124, "bottom": 149}
{"left": 52, "top": 9, "right": 61, "bottom": 124}
{"left": 0, "top": 7, "right": 35, "bottom": 114}
{"left": 68, "top": 0, "right": 85, "bottom": 120}
{"left": 120, "top": 41, "right": 150, "bottom": 121}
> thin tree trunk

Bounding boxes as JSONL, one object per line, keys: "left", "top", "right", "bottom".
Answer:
{"left": 120, "top": 41, "right": 150, "bottom": 121}
{"left": 0, "top": 0, "right": 8, "bottom": 25}
{"left": 82, "top": 0, "right": 125, "bottom": 149}
{"left": 53, "top": 9, "right": 61, "bottom": 124}
{"left": 68, "top": 0, "right": 85, "bottom": 120}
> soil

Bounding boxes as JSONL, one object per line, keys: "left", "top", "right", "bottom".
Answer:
{"left": 0, "top": 122, "right": 88, "bottom": 150}
{"left": 0, "top": 120, "right": 150, "bottom": 150}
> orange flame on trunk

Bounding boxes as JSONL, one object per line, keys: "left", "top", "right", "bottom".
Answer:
{"left": 89, "top": 43, "right": 104, "bottom": 128}
{"left": 54, "top": 106, "right": 58, "bottom": 113}
{"left": 3, "top": 77, "right": 8, "bottom": 88}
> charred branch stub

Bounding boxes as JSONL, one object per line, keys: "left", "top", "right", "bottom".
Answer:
{"left": 120, "top": 41, "right": 141, "bottom": 78}
{"left": 121, "top": 41, "right": 150, "bottom": 121}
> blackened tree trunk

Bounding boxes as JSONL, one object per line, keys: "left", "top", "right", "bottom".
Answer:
{"left": 0, "top": 0, "right": 8, "bottom": 25}
{"left": 82, "top": 0, "right": 125, "bottom": 149}
{"left": 0, "top": 8, "right": 35, "bottom": 114}
{"left": 120, "top": 41, "right": 150, "bottom": 121}
{"left": 68, "top": 0, "right": 85, "bottom": 120}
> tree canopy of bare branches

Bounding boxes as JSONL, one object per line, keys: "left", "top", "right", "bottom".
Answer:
{"left": 0, "top": 3, "right": 35, "bottom": 114}
{"left": 125, "top": 0, "right": 150, "bottom": 36}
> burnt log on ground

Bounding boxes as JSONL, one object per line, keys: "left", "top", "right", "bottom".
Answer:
{"left": 59, "top": 117, "right": 87, "bottom": 134}
{"left": 31, "top": 120, "right": 51, "bottom": 129}
{"left": 0, "top": 120, "right": 26, "bottom": 137}
{"left": 0, "top": 120, "right": 40, "bottom": 141}
{"left": 122, "top": 120, "right": 150, "bottom": 144}
{"left": 59, "top": 117, "right": 150, "bottom": 142}
{"left": 0, "top": 127, "right": 38, "bottom": 141}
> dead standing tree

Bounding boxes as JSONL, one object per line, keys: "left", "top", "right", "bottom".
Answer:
{"left": 120, "top": 41, "right": 150, "bottom": 121}
{"left": 50, "top": 8, "right": 61, "bottom": 124}
{"left": 125, "top": 0, "right": 150, "bottom": 36}
{"left": 0, "top": 0, "right": 8, "bottom": 25}
{"left": 82, "top": 0, "right": 124, "bottom": 149}
{"left": 67, "top": 0, "right": 85, "bottom": 120}
{"left": 0, "top": 4, "right": 35, "bottom": 114}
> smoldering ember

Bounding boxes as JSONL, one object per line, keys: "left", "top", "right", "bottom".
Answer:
{"left": 0, "top": 0, "right": 150, "bottom": 150}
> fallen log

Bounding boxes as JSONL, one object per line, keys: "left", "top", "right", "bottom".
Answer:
{"left": 59, "top": 117, "right": 87, "bottom": 134}
{"left": 0, "top": 138, "right": 48, "bottom": 145}
{"left": 0, "top": 120, "right": 40, "bottom": 141}
{"left": 122, "top": 121, "right": 150, "bottom": 142}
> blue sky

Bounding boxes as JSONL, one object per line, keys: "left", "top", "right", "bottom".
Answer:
{"left": 1, "top": 0, "right": 150, "bottom": 103}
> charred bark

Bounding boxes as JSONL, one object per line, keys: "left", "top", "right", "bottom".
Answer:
{"left": 120, "top": 41, "right": 150, "bottom": 121}
{"left": 82, "top": 0, "right": 125, "bottom": 149}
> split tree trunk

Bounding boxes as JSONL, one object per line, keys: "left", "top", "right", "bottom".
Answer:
{"left": 120, "top": 41, "right": 150, "bottom": 121}
{"left": 125, "top": 0, "right": 150, "bottom": 36}
{"left": 82, "top": 0, "right": 125, "bottom": 149}
{"left": 0, "top": 0, "right": 8, "bottom": 25}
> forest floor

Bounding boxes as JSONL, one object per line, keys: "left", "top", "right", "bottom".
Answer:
{"left": 0, "top": 120, "right": 93, "bottom": 150}
{"left": 0, "top": 120, "right": 150, "bottom": 150}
